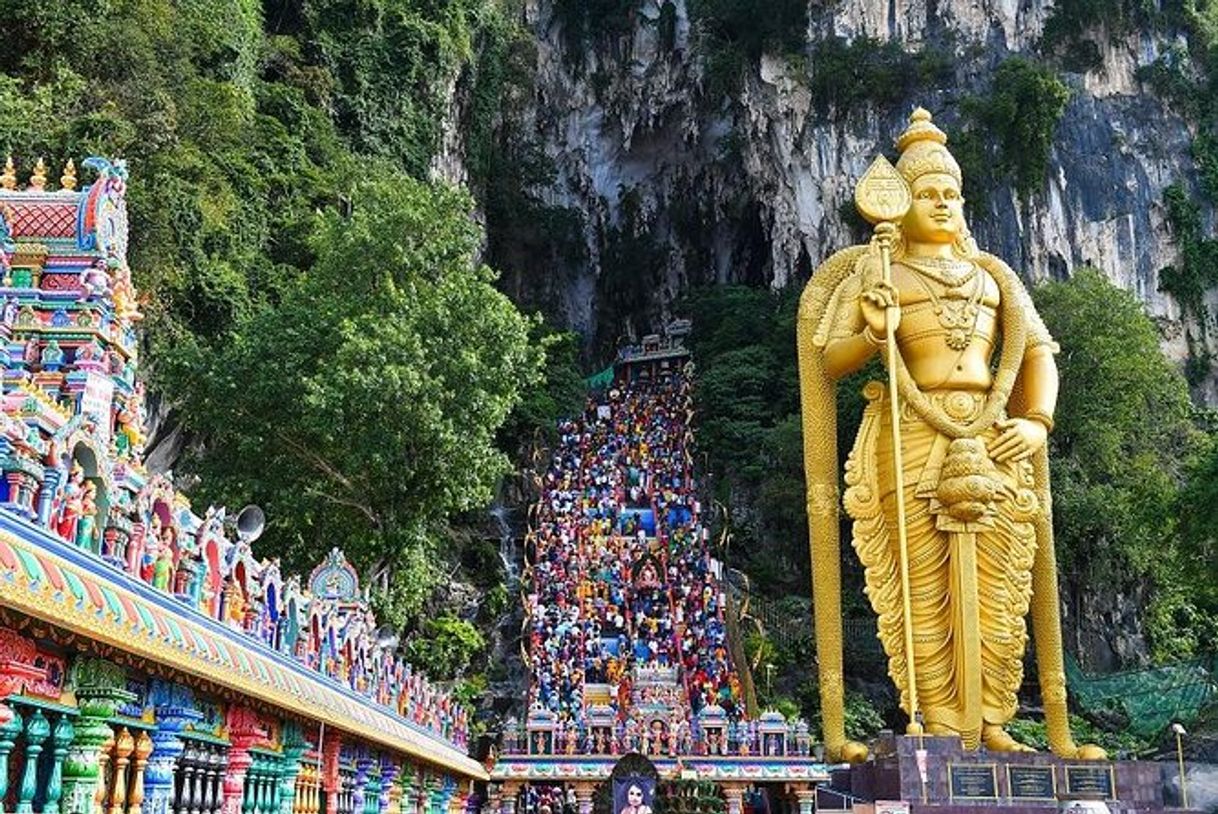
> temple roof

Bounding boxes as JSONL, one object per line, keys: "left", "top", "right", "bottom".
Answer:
{"left": 0, "top": 512, "right": 488, "bottom": 779}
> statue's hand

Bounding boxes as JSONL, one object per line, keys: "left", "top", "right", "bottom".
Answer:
{"left": 988, "top": 418, "right": 1047, "bottom": 463}
{"left": 860, "top": 282, "right": 900, "bottom": 338}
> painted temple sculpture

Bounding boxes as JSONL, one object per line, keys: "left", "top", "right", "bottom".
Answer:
{"left": 797, "top": 109, "right": 1105, "bottom": 764}
{"left": 0, "top": 157, "right": 484, "bottom": 814}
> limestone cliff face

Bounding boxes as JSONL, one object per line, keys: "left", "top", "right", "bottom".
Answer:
{"left": 462, "top": 0, "right": 1213, "bottom": 400}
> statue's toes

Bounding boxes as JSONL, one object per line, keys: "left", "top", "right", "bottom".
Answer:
{"left": 983, "top": 726, "right": 1035, "bottom": 753}
{"left": 1076, "top": 744, "right": 1108, "bottom": 761}
{"left": 841, "top": 740, "right": 869, "bottom": 764}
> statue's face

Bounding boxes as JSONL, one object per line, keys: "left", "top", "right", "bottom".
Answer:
{"left": 903, "top": 173, "right": 964, "bottom": 244}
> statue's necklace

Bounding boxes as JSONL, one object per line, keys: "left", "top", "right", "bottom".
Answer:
{"left": 901, "top": 255, "right": 977, "bottom": 288}
{"left": 907, "top": 259, "right": 984, "bottom": 352}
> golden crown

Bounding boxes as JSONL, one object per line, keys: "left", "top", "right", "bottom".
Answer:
{"left": 894, "top": 107, "right": 961, "bottom": 186}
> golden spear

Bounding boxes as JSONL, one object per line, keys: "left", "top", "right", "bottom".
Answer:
{"left": 854, "top": 155, "right": 922, "bottom": 735}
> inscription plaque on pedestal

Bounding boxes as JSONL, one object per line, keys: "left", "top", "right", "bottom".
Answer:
{"left": 1006, "top": 765, "right": 1056, "bottom": 800}
{"left": 1065, "top": 765, "right": 1115, "bottom": 799}
{"left": 948, "top": 764, "right": 998, "bottom": 800}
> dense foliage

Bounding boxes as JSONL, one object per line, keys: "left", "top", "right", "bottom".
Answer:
{"left": 301, "top": 0, "right": 478, "bottom": 175}
{"left": 0, "top": 0, "right": 491, "bottom": 362}
{"left": 404, "top": 615, "right": 488, "bottom": 679}
{"left": 1035, "top": 269, "right": 1218, "bottom": 659}
{"left": 805, "top": 37, "right": 954, "bottom": 117}
{"left": 682, "top": 286, "right": 807, "bottom": 593}
{"left": 952, "top": 57, "right": 1072, "bottom": 204}
{"left": 164, "top": 177, "right": 542, "bottom": 620}
{"left": 0, "top": 0, "right": 567, "bottom": 672}
{"left": 499, "top": 328, "right": 588, "bottom": 450}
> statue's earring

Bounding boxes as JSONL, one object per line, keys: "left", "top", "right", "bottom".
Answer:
{"left": 956, "top": 222, "right": 979, "bottom": 257}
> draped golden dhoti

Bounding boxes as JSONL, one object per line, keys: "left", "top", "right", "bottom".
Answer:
{"left": 845, "top": 383, "right": 1040, "bottom": 747}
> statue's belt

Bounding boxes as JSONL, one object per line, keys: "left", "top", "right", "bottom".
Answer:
{"left": 871, "top": 386, "right": 1016, "bottom": 501}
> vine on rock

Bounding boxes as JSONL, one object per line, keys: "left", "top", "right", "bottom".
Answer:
{"left": 950, "top": 57, "right": 1071, "bottom": 207}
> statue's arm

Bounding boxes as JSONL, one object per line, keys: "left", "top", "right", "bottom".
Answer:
{"left": 1004, "top": 263, "right": 1061, "bottom": 428}
{"left": 1015, "top": 344, "right": 1059, "bottom": 430}
{"left": 824, "top": 330, "right": 881, "bottom": 379}
{"left": 822, "top": 278, "right": 880, "bottom": 379}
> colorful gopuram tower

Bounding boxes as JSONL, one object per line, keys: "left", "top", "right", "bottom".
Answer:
{"left": 0, "top": 157, "right": 484, "bottom": 814}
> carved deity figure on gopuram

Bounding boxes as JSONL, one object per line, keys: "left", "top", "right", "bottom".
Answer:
{"left": 797, "top": 108, "right": 1107, "bottom": 764}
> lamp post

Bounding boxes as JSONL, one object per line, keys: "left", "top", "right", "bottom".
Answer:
{"left": 1171, "top": 722, "right": 1188, "bottom": 810}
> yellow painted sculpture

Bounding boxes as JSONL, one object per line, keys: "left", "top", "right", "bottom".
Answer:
{"left": 798, "top": 108, "right": 1106, "bottom": 763}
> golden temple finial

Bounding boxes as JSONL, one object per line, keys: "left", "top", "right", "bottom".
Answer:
{"left": 28, "top": 158, "right": 47, "bottom": 191}
{"left": 60, "top": 159, "right": 77, "bottom": 191}
{"left": 1, "top": 157, "right": 16, "bottom": 191}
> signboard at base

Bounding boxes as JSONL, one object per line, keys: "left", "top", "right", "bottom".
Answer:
{"left": 949, "top": 763, "right": 998, "bottom": 800}
{"left": 1008, "top": 765, "right": 1057, "bottom": 800}
{"left": 1065, "top": 765, "right": 1115, "bottom": 800}
{"left": 875, "top": 803, "right": 910, "bottom": 814}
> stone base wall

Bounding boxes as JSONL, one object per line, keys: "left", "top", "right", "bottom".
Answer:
{"left": 828, "top": 735, "right": 1197, "bottom": 813}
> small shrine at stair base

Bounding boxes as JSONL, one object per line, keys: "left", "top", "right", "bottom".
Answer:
{"left": 0, "top": 157, "right": 485, "bottom": 814}
{"left": 490, "top": 335, "right": 834, "bottom": 814}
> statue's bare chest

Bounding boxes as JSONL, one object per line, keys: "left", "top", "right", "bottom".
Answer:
{"left": 892, "top": 260, "right": 999, "bottom": 344}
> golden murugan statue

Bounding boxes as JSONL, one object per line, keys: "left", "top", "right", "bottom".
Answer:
{"left": 798, "top": 108, "right": 1105, "bottom": 763}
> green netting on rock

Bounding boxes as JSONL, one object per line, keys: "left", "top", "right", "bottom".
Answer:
{"left": 1065, "top": 651, "right": 1218, "bottom": 737}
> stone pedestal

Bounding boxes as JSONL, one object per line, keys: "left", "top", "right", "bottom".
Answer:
{"left": 830, "top": 735, "right": 1201, "bottom": 813}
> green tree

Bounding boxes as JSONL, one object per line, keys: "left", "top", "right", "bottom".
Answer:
{"left": 684, "top": 285, "right": 806, "bottom": 590}
{"left": 1034, "top": 268, "right": 1212, "bottom": 658}
{"left": 167, "top": 174, "right": 543, "bottom": 588}
{"left": 499, "top": 328, "right": 588, "bottom": 451}
{"left": 404, "top": 615, "right": 487, "bottom": 679}
{"left": 0, "top": 0, "right": 503, "bottom": 388}
{"left": 1172, "top": 431, "right": 1218, "bottom": 647}
{"left": 300, "top": 0, "right": 479, "bottom": 175}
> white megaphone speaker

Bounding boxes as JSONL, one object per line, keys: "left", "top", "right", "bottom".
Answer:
{"left": 235, "top": 505, "right": 266, "bottom": 544}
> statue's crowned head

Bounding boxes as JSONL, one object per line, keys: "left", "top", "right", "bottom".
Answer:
{"left": 893, "top": 107, "right": 974, "bottom": 254}
{"left": 895, "top": 107, "right": 961, "bottom": 187}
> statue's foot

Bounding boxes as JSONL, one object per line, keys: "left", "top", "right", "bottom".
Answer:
{"left": 1048, "top": 740, "right": 1108, "bottom": 760}
{"left": 983, "top": 724, "right": 1036, "bottom": 753}
{"left": 1075, "top": 743, "right": 1108, "bottom": 760}
{"left": 838, "top": 740, "right": 869, "bottom": 764}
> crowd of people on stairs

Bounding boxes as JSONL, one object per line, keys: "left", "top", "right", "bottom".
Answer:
{"left": 524, "top": 365, "right": 744, "bottom": 745}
